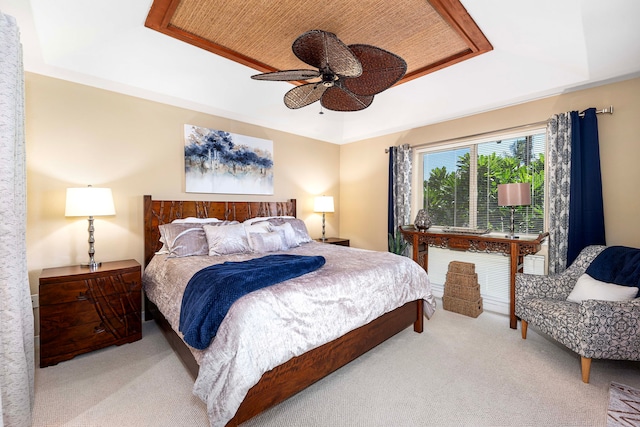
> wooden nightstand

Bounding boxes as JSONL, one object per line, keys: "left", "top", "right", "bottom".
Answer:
{"left": 39, "top": 259, "right": 142, "bottom": 367}
{"left": 314, "top": 237, "right": 350, "bottom": 247}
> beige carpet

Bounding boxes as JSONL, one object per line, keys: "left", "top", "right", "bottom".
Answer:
{"left": 608, "top": 382, "right": 640, "bottom": 426}
{"left": 33, "top": 305, "right": 640, "bottom": 426}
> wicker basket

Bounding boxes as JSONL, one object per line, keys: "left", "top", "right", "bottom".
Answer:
{"left": 444, "top": 282, "right": 481, "bottom": 301}
{"left": 443, "top": 295, "right": 483, "bottom": 318}
{"left": 445, "top": 272, "right": 479, "bottom": 288}
{"left": 447, "top": 261, "right": 476, "bottom": 274}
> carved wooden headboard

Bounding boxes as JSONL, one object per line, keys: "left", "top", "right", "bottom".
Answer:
{"left": 143, "top": 195, "right": 297, "bottom": 267}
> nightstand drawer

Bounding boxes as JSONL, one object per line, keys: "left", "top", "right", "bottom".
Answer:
{"left": 40, "top": 291, "right": 141, "bottom": 332}
{"left": 39, "top": 271, "right": 140, "bottom": 305}
{"left": 40, "top": 315, "right": 142, "bottom": 366}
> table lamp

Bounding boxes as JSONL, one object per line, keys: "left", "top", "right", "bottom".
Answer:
{"left": 314, "top": 195, "right": 334, "bottom": 242}
{"left": 65, "top": 186, "right": 116, "bottom": 270}
{"left": 497, "top": 183, "right": 531, "bottom": 239}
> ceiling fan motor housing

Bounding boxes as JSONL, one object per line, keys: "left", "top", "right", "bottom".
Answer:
{"left": 321, "top": 72, "right": 336, "bottom": 87}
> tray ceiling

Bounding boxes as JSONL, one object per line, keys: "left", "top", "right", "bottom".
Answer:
{"left": 145, "top": 0, "right": 492, "bottom": 85}
{"left": 8, "top": 0, "right": 640, "bottom": 144}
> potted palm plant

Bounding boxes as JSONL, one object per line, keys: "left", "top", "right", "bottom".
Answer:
{"left": 388, "top": 232, "right": 408, "bottom": 256}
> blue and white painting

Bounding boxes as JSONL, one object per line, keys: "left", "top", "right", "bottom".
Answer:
{"left": 184, "top": 125, "right": 274, "bottom": 195}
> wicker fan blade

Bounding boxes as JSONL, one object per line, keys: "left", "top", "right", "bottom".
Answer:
{"left": 293, "top": 30, "right": 362, "bottom": 78}
{"left": 284, "top": 83, "right": 327, "bottom": 109}
{"left": 320, "top": 85, "right": 373, "bottom": 112}
{"left": 343, "top": 44, "right": 407, "bottom": 96}
{"left": 251, "top": 69, "right": 320, "bottom": 81}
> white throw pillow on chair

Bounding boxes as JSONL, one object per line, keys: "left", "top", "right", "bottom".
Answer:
{"left": 567, "top": 273, "right": 639, "bottom": 303}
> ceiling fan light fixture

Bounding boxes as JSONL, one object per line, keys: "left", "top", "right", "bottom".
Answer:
{"left": 251, "top": 30, "right": 406, "bottom": 112}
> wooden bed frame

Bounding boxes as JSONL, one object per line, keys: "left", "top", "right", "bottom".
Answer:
{"left": 142, "top": 195, "right": 424, "bottom": 426}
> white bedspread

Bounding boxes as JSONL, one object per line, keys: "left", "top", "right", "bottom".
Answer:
{"left": 143, "top": 242, "right": 435, "bottom": 427}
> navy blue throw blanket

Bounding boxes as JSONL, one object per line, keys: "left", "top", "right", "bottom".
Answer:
{"left": 585, "top": 246, "right": 640, "bottom": 290}
{"left": 179, "top": 254, "right": 325, "bottom": 350}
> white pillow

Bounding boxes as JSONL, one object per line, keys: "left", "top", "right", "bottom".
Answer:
{"left": 172, "top": 217, "right": 221, "bottom": 223}
{"left": 203, "top": 223, "right": 252, "bottom": 256}
{"left": 248, "top": 231, "right": 287, "bottom": 253}
{"left": 567, "top": 273, "right": 639, "bottom": 303}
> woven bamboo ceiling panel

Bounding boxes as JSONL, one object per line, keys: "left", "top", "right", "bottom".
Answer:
{"left": 146, "top": 0, "right": 492, "bottom": 85}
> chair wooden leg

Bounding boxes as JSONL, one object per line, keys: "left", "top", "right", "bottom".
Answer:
{"left": 581, "top": 356, "right": 591, "bottom": 383}
{"left": 521, "top": 319, "right": 528, "bottom": 339}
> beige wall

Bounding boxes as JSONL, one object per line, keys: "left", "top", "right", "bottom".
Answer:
{"left": 25, "top": 73, "right": 340, "bottom": 296}
{"left": 26, "top": 73, "right": 640, "bottom": 296}
{"left": 340, "top": 77, "right": 640, "bottom": 251}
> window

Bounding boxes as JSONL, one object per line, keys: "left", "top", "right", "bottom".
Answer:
{"left": 415, "top": 128, "right": 547, "bottom": 314}
{"left": 418, "top": 129, "right": 546, "bottom": 234}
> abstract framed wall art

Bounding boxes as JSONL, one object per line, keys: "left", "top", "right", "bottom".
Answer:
{"left": 184, "top": 124, "right": 274, "bottom": 194}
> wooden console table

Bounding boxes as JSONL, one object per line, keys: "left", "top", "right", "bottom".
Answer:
{"left": 400, "top": 226, "right": 548, "bottom": 329}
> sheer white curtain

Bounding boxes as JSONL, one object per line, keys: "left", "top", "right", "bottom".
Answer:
{"left": 0, "top": 12, "right": 34, "bottom": 427}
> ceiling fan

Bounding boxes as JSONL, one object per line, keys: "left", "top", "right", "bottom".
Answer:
{"left": 251, "top": 30, "right": 407, "bottom": 112}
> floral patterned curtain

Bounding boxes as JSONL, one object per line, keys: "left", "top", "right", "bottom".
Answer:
{"left": 547, "top": 109, "right": 605, "bottom": 273}
{"left": 387, "top": 145, "right": 412, "bottom": 244}
{"left": 547, "top": 112, "right": 572, "bottom": 274}
{"left": 0, "top": 12, "right": 34, "bottom": 427}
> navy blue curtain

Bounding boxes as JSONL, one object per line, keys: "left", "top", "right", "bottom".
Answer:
{"left": 567, "top": 108, "right": 606, "bottom": 265}
{"left": 387, "top": 146, "right": 396, "bottom": 237}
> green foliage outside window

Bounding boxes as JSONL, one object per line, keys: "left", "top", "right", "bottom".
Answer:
{"left": 422, "top": 134, "right": 545, "bottom": 234}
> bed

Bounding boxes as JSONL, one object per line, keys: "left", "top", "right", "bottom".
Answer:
{"left": 142, "top": 195, "right": 435, "bottom": 426}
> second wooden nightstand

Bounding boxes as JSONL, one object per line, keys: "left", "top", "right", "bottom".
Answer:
{"left": 39, "top": 259, "right": 142, "bottom": 367}
{"left": 314, "top": 237, "right": 350, "bottom": 247}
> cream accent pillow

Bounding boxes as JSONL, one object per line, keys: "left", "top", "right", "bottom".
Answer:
{"left": 203, "top": 223, "right": 252, "bottom": 256}
{"left": 567, "top": 273, "right": 639, "bottom": 303}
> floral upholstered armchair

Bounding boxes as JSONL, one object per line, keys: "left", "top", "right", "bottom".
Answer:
{"left": 515, "top": 245, "right": 640, "bottom": 383}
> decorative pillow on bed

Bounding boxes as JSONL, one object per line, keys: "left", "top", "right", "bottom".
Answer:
{"left": 256, "top": 218, "right": 313, "bottom": 245}
{"left": 158, "top": 221, "right": 238, "bottom": 256}
{"left": 244, "top": 222, "right": 274, "bottom": 251}
{"left": 248, "top": 231, "right": 287, "bottom": 253}
{"left": 270, "top": 222, "right": 299, "bottom": 248}
{"left": 204, "top": 223, "right": 252, "bottom": 255}
{"left": 566, "top": 273, "right": 639, "bottom": 303}
{"left": 159, "top": 223, "right": 209, "bottom": 257}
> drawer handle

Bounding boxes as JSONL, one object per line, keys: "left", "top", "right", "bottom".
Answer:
{"left": 94, "top": 326, "right": 106, "bottom": 334}
{"left": 77, "top": 293, "right": 94, "bottom": 303}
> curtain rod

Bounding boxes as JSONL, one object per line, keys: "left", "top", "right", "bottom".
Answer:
{"left": 385, "top": 105, "right": 614, "bottom": 153}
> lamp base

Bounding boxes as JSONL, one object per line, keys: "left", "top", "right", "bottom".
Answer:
{"left": 80, "top": 261, "right": 101, "bottom": 271}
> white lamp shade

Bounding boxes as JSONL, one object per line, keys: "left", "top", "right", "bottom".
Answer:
{"left": 65, "top": 187, "right": 116, "bottom": 217}
{"left": 314, "top": 196, "right": 334, "bottom": 213}
{"left": 497, "top": 183, "right": 531, "bottom": 207}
